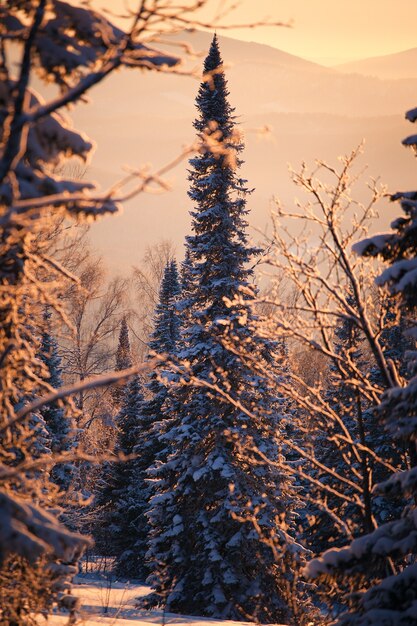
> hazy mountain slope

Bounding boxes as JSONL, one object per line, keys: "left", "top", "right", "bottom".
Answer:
{"left": 335, "top": 47, "right": 417, "bottom": 79}
{"left": 64, "top": 33, "right": 417, "bottom": 273}
{"left": 165, "top": 29, "right": 330, "bottom": 73}
{"left": 75, "top": 33, "right": 417, "bottom": 118}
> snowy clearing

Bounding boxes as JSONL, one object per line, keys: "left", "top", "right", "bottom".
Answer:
{"left": 49, "top": 575, "right": 285, "bottom": 626}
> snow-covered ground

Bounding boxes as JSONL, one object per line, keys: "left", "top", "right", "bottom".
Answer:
{"left": 49, "top": 574, "right": 284, "bottom": 626}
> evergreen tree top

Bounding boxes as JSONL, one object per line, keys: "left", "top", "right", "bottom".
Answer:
{"left": 194, "top": 34, "right": 234, "bottom": 136}
{"left": 203, "top": 33, "right": 221, "bottom": 73}
{"left": 39, "top": 307, "right": 63, "bottom": 389}
{"left": 115, "top": 317, "right": 132, "bottom": 371}
{"left": 185, "top": 35, "right": 258, "bottom": 323}
{"left": 180, "top": 250, "right": 194, "bottom": 295}
{"left": 149, "top": 259, "right": 181, "bottom": 355}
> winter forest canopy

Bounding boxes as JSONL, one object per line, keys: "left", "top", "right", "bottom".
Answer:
{"left": 3, "top": 1, "right": 417, "bottom": 625}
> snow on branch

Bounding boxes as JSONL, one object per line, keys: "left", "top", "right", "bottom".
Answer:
{"left": 405, "top": 107, "right": 417, "bottom": 123}
{"left": 402, "top": 133, "right": 417, "bottom": 149}
{"left": 305, "top": 511, "right": 417, "bottom": 579}
{"left": 0, "top": 489, "right": 89, "bottom": 564}
{"left": 351, "top": 234, "right": 394, "bottom": 258}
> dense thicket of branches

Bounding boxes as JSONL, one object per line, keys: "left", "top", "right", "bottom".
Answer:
{"left": 304, "top": 107, "right": 417, "bottom": 625}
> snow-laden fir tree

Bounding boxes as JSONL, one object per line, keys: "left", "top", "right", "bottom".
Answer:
{"left": 38, "top": 307, "right": 76, "bottom": 491}
{"left": 139, "top": 258, "right": 181, "bottom": 460}
{"left": 272, "top": 336, "right": 298, "bottom": 455}
{"left": 149, "top": 259, "right": 181, "bottom": 356}
{"left": 108, "top": 374, "right": 145, "bottom": 574}
{"left": 113, "top": 259, "right": 181, "bottom": 580}
{"left": 143, "top": 35, "right": 300, "bottom": 624}
{"left": 93, "top": 317, "right": 136, "bottom": 555}
{"left": 111, "top": 316, "right": 133, "bottom": 409}
{"left": 93, "top": 371, "right": 145, "bottom": 560}
{"left": 176, "top": 249, "right": 195, "bottom": 332}
{"left": 305, "top": 104, "right": 417, "bottom": 625}
{"left": 25, "top": 406, "right": 53, "bottom": 491}
{"left": 314, "top": 294, "right": 374, "bottom": 551}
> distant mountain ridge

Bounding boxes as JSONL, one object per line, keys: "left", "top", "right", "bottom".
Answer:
{"left": 63, "top": 31, "right": 417, "bottom": 272}
{"left": 166, "top": 30, "right": 331, "bottom": 72}
{"left": 335, "top": 47, "right": 417, "bottom": 79}
{"left": 73, "top": 30, "right": 417, "bottom": 121}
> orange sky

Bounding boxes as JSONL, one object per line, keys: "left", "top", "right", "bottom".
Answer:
{"left": 214, "top": 0, "right": 417, "bottom": 65}
{"left": 97, "top": 0, "right": 417, "bottom": 65}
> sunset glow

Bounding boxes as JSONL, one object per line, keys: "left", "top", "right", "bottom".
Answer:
{"left": 98, "top": 0, "right": 417, "bottom": 65}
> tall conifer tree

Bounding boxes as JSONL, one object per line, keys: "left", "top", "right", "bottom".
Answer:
{"left": 114, "top": 259, "right": 181, "bottom": 579}
{"left": 93, "top": 318, "right": 138, "bottom": 555}
{"left": 143, "top": 35, "right": 297, "bottom": 623}
{"left": 150, "top": 260, "right": 181, "bottom": 355}
{"left": 109, "top": 374, "right": 145, "bottom": 573}
{"left": 141, "top": 259, "right": 181, "bottom": 457}
{"left": 38, "top": 307, "right": 76, "bottom": 491}
{"left": 112, "top": 316, "right": 133, "bottom": 409}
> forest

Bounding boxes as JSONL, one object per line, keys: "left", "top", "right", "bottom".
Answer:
{"left": 2, "top": 1, "right": 417, "bottom": 625}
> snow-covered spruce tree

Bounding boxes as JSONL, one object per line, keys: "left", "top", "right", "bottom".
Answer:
{"left": 38, "top": 307, "right": 76, "bottom": 491}
{"left": 273, "top": 337, "right": 299, "bottom": 455}
{"left": 304, "top": 105, "right": 417, "bottom": 625}
{"left": 106, "top": 374, "right": 145, "bottom": 571}
{"left": 112, "top": 316, "right": 133, "bottom": 409}
{"left": 92, "top": 316, "right": 136, "bottom": 555}
{"left": 139, "top": 258, "right": 181, "bottom": 460}
{"left": 142, "top": 35, "right": 299, "bottom": 624}
{"left": 177, "top": 249, "right": 196, "bottom": 332}
{"left": 113, "top": 259, "right": 181, "bottom": 580}
{"left": 132, "top": 240, "right": 178, "bottom": 354}
{"left": 154, "top": 259, "right": 181, "bottom": 354}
